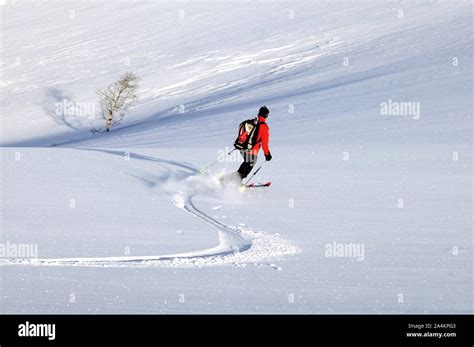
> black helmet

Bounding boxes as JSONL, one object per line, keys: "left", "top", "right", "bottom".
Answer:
{"left": 258, "top": 106, "right": 269, "bottom": 117}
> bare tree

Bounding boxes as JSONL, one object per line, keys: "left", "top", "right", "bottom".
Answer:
{"left": 96, "top": 72, "right": 140, "bottom": 132}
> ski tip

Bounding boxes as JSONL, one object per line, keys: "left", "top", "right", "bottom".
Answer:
{"left": 245, "top": 181, "right": 271, "bottom": 188}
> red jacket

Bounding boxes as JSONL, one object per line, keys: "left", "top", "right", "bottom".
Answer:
{"left": 250, "top": 116, "right": 270, "bottom": 156}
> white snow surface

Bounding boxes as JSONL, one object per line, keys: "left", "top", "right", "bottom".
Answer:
{"left": 0, "top": 0, "right": 472, "bottom": 313}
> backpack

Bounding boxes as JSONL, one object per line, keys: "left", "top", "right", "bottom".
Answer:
{"left": 234, "top": 118, "right": 260, "bottom": 151}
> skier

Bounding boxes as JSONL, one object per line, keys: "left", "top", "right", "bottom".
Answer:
{"left": 237, "top": 105, "right": 272, "bottom": 180}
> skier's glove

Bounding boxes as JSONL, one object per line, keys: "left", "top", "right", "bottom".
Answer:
{"left": 265, "top": 153, "right": 272, "bottom": 161}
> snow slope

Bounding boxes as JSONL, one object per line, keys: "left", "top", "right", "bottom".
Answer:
{"left": 0, "top": 0, "right": 472, "bottom": 313}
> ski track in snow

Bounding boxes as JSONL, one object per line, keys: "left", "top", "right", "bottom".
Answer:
{"left": 0, "top": 150, "right": 300, "bottom": 268}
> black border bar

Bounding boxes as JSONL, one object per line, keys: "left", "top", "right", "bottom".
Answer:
{"left": 0, "top": 314, "right": 473, "bottom": 345}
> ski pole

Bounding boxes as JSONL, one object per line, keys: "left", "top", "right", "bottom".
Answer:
{"left": 200, "top": 148, "right": 236, "bottom": 173}
{"left": 243, "top": 164, "right": 263, "bottom": 186}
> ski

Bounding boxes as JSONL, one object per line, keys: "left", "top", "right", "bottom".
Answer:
{"left": 246, "top": 181, "right": 272, "bottom": 188}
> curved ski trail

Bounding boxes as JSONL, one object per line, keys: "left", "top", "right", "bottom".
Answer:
{"left": 0, "top": 151, "right": 299, "bottom": 268}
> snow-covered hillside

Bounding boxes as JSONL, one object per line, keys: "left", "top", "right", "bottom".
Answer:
{"left": 0, "top": 1, "right": 472, "bottom": 313}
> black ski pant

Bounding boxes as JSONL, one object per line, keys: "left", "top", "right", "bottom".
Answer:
{"left": 237, "top": 150, "right": 257, "bottom": 179}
